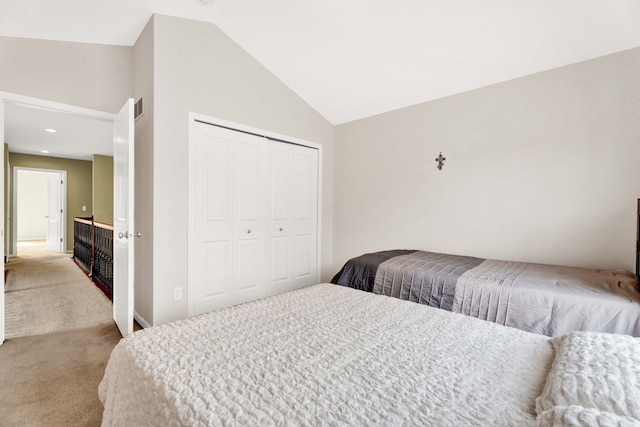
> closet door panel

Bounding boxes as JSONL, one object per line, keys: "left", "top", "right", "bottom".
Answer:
{"left": 235, "top": 239, "right": 260, "bottom": 292}
{"left": 205, "top": 140, "right": 232, "bottom": 223}
{"left": 268, "top": 142, "right": 294, "bottom": 293}
{"left": 271, "top": 237, "right": 289, "bottom": 284}
{"left": 295, "top": 235, "right": 313, "bottom": 279}
{"left": 190, "top": 124, "right": 236, "bottom": 314}
{"left": 203, "top": 241, "right": 230, "bottom": 297}
{"left": 234, "top": 134, "right": 267, "bottom": 297}
{"left": 236, "top": 141, "right": 261, "bottom": 222}
{"left": 203, "top": 135, "right": 233, "bottom": 298}
{"left": 292, "top": 146, "right": 319, "bottom": 286}
{"left": 270, "top": 146, "right": 292, "bottom": 222}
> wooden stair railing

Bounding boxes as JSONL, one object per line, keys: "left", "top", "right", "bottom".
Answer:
{"left": 73, "top": 217, "right": 114, "bottom": 299}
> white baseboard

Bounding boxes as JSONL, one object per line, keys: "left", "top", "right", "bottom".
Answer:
{"left": 134, "top": 311, "right": 151, "bottom": 329}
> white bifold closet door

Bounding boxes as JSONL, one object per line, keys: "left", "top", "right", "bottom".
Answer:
{"left": 268, "top": 140, "right": 319, "bottom": 296}
{"left": 189, "top": 121, "right": 319, "bottom": 316}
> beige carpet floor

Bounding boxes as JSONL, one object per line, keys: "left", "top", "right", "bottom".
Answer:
{"left": 0, "top": 324, "right": 122, "bottom": 426}
{"left": 5, "top": 244, "right": 114, "bottom": 338}
{"left": 0, "top": 242, "right": 123, "bottom": 426}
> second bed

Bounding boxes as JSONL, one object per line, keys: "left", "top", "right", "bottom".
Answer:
{"left": 331, "top": 249, "right": 640, "bottom": 336}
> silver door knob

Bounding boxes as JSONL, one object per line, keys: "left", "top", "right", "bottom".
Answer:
{"left": 118, "top": 232, "right": 128, "bottom": 239}
{"left": 247, "top": 229, "right": 252, "bottom": 234}
{"left": 132, "top": 232, "right": 142, "bottom": 238}
{"left": 279, "top": 227, "right": 284, "bottom": 231}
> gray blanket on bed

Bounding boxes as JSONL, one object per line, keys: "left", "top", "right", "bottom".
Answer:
{"left": 332, "top": 250, "right": 640, "bottom": 337}
{"left": 372, "top": 251, "right": 483, "bottom": 311}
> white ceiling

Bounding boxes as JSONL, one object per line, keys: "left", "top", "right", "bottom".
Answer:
{"left": 4, "top": 103, "right": 113, "bottom": 161}
{"left": 1, "top": 0, "right": 639, "bottom": 144}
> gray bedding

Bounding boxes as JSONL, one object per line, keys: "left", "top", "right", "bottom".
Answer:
{"left": 373, "top": 251, "right": 483, "bottom": 310}
{"left": 332, "top": 250, "right": 640, "bottom": 336}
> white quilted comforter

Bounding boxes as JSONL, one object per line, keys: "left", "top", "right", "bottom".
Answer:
{"left": 536, "top": 332, "right": 640, "bottom": 426}
{"left": 99, "top": 284, "right": 640, "bottom": 426}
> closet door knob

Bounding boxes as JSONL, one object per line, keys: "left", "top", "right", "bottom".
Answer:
{"left": 279, "top": 227, "right": 284, "bottom": 231}
{"left": 247, "top": 229, "right": 252, "bottom": 234}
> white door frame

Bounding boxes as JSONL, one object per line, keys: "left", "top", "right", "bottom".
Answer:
{"left": 0, "top": 91, "right": 115, "bottom": 345}
{"left": 12, "top": 167, "right": 67, "bottom": 255}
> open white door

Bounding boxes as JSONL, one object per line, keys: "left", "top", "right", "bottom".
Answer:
{"left": 113, "top": 98, "right": 135, "bottom": 337}
{"left": 0, "top": 100, "right": 4, "bottom": 345}
{"left": 45, "top": 173, "right": 64, "bottom": 253}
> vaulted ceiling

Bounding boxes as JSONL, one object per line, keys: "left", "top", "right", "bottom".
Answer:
{"left": 3, "top": 1, "right": 636, "bottom": 362}
{"left": 2, "top": 0, "right": 639, "bottom": 126}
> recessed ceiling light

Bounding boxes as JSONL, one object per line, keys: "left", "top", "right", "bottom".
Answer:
{"left": 44, "top": 128, "right": 57, "bottom": 133}
{"left": 40, "top": 150, "right": 50, "bottom": 154}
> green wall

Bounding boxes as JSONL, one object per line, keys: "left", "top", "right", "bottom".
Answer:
{"left": 92, "top": 154, "right": 113, "bottom": 225}
{"left": 8, "top": 153, "right": 93, "bottom": 254}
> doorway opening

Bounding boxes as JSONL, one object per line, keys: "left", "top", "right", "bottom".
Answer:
{"left": 13, "top": 168, "right": 67, "bottom": 257}
{"left": 0, "top": 91, "right": 127, "bottom": 344}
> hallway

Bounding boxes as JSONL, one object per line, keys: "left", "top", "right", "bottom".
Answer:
{"left": 0, "top": 241, "right": 121, "bottom": 426}
{"left": 4, "top": 241, "right": 113, "bottom": 338}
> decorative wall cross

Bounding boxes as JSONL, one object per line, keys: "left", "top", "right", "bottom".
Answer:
{"left": 435, "top": 152, "right": 446, "bottom": 170}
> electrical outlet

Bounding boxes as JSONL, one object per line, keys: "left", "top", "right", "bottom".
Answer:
{"left": 174, "top": 287, "right": 182, "bottom": 301}
{"left": 82, "top": 206, "right": 87, "bottom": 212}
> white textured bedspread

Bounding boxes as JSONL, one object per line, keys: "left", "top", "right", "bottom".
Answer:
{"left": 536, "top": 331, "right": 640, "bottom": 426}
{"left": 100, "top": 284, "right": 554, "bottom": 426}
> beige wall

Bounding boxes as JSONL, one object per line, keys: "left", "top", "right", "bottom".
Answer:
{"left": 0, "top": 36, "right": 133, "bottom": 113}
{"left": 16, "top": 170, "right": 47, "bottom": 240}
{"left": 8, "top": 154, "right": 93, "bottom": 253}
{"left": 146, "top": 15, "right": 334, "bottom": 325}
{"left": 334, "top": 47, "right": 640, "bottom": 273}
{"left": 92, "top": 155, "right": 114, "bottom": 225}
{"left": 132, "top": 17, "right": 155, "bottom": 327}
{"left": 0, "top": 35, "right": 132, "bottom": 255}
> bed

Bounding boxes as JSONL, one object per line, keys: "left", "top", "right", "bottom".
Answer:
{"left": 331, "top": 250, "right": 640, "bottom": 337}
{"left": 99, "top": 284, "right": 640, "bottom": 426}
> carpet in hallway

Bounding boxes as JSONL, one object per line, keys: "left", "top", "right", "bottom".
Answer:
{"left": 4, "top": 245, "right": 113, "bottom": 339}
